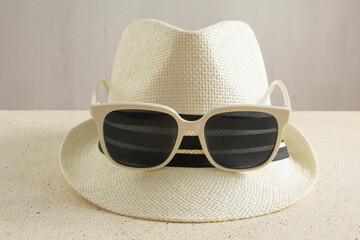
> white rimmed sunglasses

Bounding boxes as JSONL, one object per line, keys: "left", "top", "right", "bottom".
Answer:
{"left": 91, "top": 79, "right": 291, "bottom": 173}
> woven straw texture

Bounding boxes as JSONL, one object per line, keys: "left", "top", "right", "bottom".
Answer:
{"left": 109, "top": 19, "right": 270, "bottom": 113}
{"left": 60, "top": 19, "right": 319, "bottom": 222}
{"left": 60, "top": 120, "right": 318, "bottom": 222}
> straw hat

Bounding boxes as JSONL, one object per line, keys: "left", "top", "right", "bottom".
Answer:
{"left": 59, "top": 18, "right": 319, "bottom": 222}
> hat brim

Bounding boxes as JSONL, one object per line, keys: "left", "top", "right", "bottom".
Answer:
{"left": 59, "top": 118, "right": 318, "bottom": 223}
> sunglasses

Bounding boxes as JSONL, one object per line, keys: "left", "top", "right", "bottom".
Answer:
{"left": 91, "top": 79, "right": 291, "bottom": 173}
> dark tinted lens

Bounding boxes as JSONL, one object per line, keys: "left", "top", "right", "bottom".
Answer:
{"left": 204, "top": 111, "right": 278, "bottom": 169}
{"left": 103, "top": 110, "right": 178, "bottom": 168}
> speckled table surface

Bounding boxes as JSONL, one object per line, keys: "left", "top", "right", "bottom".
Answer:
{"left": 1, "top": 111, "right": 359, "bottom": 239}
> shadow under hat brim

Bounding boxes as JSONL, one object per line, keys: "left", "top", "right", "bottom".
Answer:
{"left": 59, "top": 118, "right": 319, "bottom": 223}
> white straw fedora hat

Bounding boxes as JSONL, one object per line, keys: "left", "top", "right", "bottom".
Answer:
{"left": 60, "top": 18, "right": 319, "bottom": 223}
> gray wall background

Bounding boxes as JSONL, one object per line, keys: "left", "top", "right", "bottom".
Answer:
{"left": 1, "top": 0, "right": 359, "bottom": 110}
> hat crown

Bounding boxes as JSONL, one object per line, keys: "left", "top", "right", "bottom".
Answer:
{"left": 109, "top": 19, "right": 270, "bottom": 114}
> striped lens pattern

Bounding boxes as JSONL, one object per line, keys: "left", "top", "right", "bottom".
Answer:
{"left": 204, "top": 111, "right": 278, "bottom": 169}
{"left": 103, "top": 110, "right": 178, "bottom": 168}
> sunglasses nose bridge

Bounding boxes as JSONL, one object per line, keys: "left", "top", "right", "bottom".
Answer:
{"left": 179, "top": 119, "right": 202, "bottom": 135}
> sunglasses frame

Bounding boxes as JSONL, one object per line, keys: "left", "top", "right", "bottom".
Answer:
{"left": 90, "top": 78, "right": 291, "bottom": 173}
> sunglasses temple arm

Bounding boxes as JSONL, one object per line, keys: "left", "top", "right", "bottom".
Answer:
{"left": 90, "top": 78, "right": 110, "bottom": 116}
{"left": 267, "top": 80, "right": 292, "bottom": 110}
{"left": 91, "top": 78, "right": 110, "bottom": 105}
{"left": 89, "top": 78, "right": 291, "bottom": 109}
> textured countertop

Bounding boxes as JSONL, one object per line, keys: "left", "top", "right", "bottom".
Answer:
{"left": 1, "top": 111, "right": 359, "bottom": 239}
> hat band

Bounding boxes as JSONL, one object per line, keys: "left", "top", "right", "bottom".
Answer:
{"left": 97, "top": 137, "right": 288, "bottom": 168}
